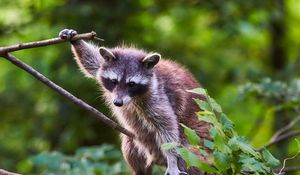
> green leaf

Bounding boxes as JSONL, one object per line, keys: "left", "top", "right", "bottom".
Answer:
{"left": 204, "top": 139, "right": 215, "bottom": 150}
{"left": 220, "top": 114, "right": 234, "bottom": 132}
{"left": 180, "top": 124, "right": 201, "bottom": 145}
{"left": 194, "top": 98, "right": 212, "bottom": 112}
{"left": 31, "top": 151, "right": 67, "bottom": 170}
{"left": 228, "top": 137, "right": 260, "bottom": 158}
{"left": 187, "top": 88, "right": 207, "bottom": 96}
{"left": 197, "top": 114, "right": 217, "bottom": 125}
{"left": 239, "top": 153, "right": 257, "bottom": 164}
{"left": 213, "top": 151, "right": 231, "bottom": 172}
{"left": 176, "top": 147, "right": 217, "bottom": 173}
{"left": 209, "top": 127, "right": 217, "bottom": 138}
{"left": 261, "top": 148, "right": 280, "bottom": 167}
{"left": 208, "top": 97, "right": 222, "bottom": 113}
{"left": 239, "top": 154, "right": 270, "bottom": 173}
{"left": 215, "top": 132, "right": 232, "bottom": 154}
{"left": 161, "top": 142, "right": 179, "bottom": 151}
{"left": 176, "top": 147, "right": 198, "bottom": 168}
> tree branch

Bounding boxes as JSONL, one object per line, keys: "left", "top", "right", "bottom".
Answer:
{"left": 269, "top": 116, "right": 300, "bottom": 143}
{"left": 258, "top": 116, "right": 300, "bottom": 151}
{"left": 258, "top": 130, "right": 300, "bottom": 151}
{"left": 0, "top": 31, "right": 102, "bottom": 54}
{"left": 0, "top": 32, "right": 134, "bottom": 139}
{"left": 0, "top": 169, "right": 20, "bottom": 175}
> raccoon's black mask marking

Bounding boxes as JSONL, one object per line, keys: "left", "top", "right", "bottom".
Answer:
{"left": 99, "top": 47, "right": 156, "bottom": 98}
{"left": 101, "top": 77, "right": 117, "bottom": 92}
{"left": 101, "top": 76, "right": 149, "bottom": 97}
{"left": 128, "top": 84, "right": 149, "bottom": 97}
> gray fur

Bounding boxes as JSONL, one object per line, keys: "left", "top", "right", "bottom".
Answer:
{"left": 60, "top": 29, "right": 212, "bottom": 175}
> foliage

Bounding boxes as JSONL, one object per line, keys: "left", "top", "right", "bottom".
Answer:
{"left": 162, "top": 88, "right": 280, "bottom": 174}
{"left": 1, "top": 0, "right": 300, "bottom": 174}
{"left": 28, "top": 144, "right": 129, "bottom": 175}
{"left": 239, "top": 78, "right": 300, "bottom": 110}
{"left": 27, "top": 144, "right": 165, "bottom": 175}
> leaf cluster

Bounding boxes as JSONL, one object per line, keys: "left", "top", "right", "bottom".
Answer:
{"left": 28, "top": 144, "right": 130, "bottom": 175}
{"left": 162, "top": 88, "right": 280, "bottom": 174}
{"left": 239, "top": 78, "right": 300, "bottom": 110}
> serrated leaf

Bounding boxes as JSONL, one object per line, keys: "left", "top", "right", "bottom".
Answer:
{"left": 220, "top": 114, "right": 234, "bottom": 132}
{"left": 213, "top": 151, "right": 231, "bottom": 172}
{"left": 194, "top": 98, "right": 212, "bottom": 112}
{"left": 208, "top": 97, "right": 222, "bottom": 113}
{"left": 180, "top": 124, "right": 201, "bottom": 145}
{"left": 228, "top": 137, "right": 260, "bottom": 158}
{"left": 187, "top": 88, "right": 207, "bottom": 96}
{"left": 215, "top": 132, "right": 232, "bottom": 154}
{"left": 161, "top": 142, "right": 179, "bottom": 151}
{"left": 261, "top": 148, "right": 280, "bottom": 167}
{"left": 209, "top": 127, "right": 217, "bottom": 138}
{"left": 176, "top": 147, "right": 198, "bottom": 168}
{"left": 197, "top": 114, "right": 217, "bottom": 125}
{"left": 176, "top": 147, "right": 217, "bottom": 173}
{"left": 204, "top": 139, "right": 215, "bottom": 150}
{"left": 239, "top": 154, "right": 270, "bottom": 173}
{"left": 239, "top": 153, "right": 257, "bottom": 164}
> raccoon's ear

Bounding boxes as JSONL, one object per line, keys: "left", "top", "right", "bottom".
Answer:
{"left": 99, "top": 47, "right": 116, "bottom": 62}
{"left": 142, "top": 53, "right": 161, "bottom": 69}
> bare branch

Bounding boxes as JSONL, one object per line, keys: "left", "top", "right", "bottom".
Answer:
{"left": 258, "top": 115, "right": 300, "bottom": 151}
{"left": 0, "top": 31, "right": 102, "bottom": 54}
{"left": 0, "top": 53, "right": 134, "bottom": 138}
{"left": 269, "top": 116, "right": 300, "bottom": 143}
{"left": 0, "top": 169, "right": 20, "bottom": 175}
{"left": 259, "top": 130, "right": 300, "bottom": 151}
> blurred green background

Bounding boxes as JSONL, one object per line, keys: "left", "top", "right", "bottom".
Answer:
{"left": 0, "top": 0, "right": 300, "bottom": 174}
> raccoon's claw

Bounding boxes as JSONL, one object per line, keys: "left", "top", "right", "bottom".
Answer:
{"left": 59, "top": 29, "right": 77, "bottom": 40}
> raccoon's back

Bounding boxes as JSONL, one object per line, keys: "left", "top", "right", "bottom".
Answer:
{"left": 155, "top": 60, "right": 203, "bottom": 115}
{"left": 155, "top": 59, "right": 211, "bottom": 140}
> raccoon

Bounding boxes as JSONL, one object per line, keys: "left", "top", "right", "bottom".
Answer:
{"left": 59, "top": 29, "right": 212, "bottom": 175}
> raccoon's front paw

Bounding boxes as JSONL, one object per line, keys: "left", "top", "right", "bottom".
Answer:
{"left": 165, "top": 168, "right": 188, "bottom": 175}
{"left": 59, "top": 29, "right": 77, "bottom": 39}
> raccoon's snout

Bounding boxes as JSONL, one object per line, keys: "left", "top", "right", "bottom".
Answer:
{"left": 113, "top": 99, "right": 123, "bottom": 107}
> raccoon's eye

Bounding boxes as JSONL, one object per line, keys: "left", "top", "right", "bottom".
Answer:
{"left": 111, "top": 79, "right": 118, "bottom": 85}
{"left": 127, "top": 82, "right": 136, "bottom": 88}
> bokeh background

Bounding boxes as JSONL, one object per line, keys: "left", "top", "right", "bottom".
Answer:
{"left": 0, "top": 0, "right": 300, "bottom": 174}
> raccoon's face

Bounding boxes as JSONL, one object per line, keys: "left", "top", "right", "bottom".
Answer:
{"left": 98, "top": 47, "right": 160, "bottom": 107}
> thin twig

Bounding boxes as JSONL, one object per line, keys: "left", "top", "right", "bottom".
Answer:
{"left": 0, "top": 53, "right": 134, "bottom": 138}
{"left": 278, "top": 150, "right": 300, "bottom": 174}
{"left": 259, "top": 130, "right": 300, "bottom": 151}
{"left": 0, "top": 31, "right": 102, "bottom": 54}
{"left": 270, "top": 116, "right": 300, "bottom": 143}
{"left": 258, "top": 116, "right": 300, "bottom": 151}
{"left": 275, "top": 165, "right": 300, "bottom": 174}
{"left": 243, "top": 164, "right": 300, "bottom": 174}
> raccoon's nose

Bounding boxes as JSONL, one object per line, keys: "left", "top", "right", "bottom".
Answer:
{"left": 113, "top": 99, "right": 123, "bottom": 107}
